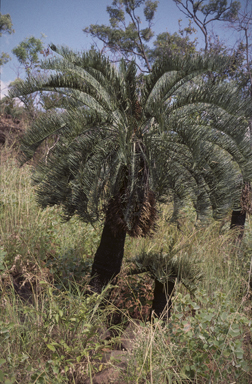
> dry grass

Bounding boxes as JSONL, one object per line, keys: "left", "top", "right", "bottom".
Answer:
{"left": 1, "top": 144, "right": 252, "bottom": 383}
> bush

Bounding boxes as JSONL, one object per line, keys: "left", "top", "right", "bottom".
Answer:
{"left": 124, "top": 290, "right": 252, "bottom": 383}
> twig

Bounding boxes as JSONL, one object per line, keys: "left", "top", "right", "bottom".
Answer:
{"left": 45, "top": 135, "right": 60, "bottom": 164}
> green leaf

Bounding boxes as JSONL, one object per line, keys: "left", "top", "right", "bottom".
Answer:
{"left": 0, "top": 369, "right": 4, "bottom": 381}
{"left": 236, "top": 351, "right": 244, "bottom": 359}
{"left": 59, "top": 309, "right": 63, "bottom": 318}
{"left": 0, "top": 359, "right": 6, "bottom": 367}
{"left": 47, "top": 344, "right": 56, "bottom": 352}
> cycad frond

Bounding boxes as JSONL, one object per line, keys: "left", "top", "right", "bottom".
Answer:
{"left": 129, "top": 250, "right": 203, "bottom": 294}
{"left": 10, "top": 46, "right": 252, "bottom": 235}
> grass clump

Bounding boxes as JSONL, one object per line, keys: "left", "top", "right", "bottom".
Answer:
{"left": 1, "top": 145, "right": 252, "bottom": 383}
{"left": 123, "top": 291, "right": 252, "bottom": 383}
{"left": 0, "top": 280, "right": 120, "bottom": 383}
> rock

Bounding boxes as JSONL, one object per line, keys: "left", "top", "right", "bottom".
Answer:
{"left": 97, "top": 325, "right": 112, "bottom": 341}
{"left": 84, "top": 321, "right": 142, "bottom": 384}
{"left": 101, "top": 350, "right": 128, "bottom": 365}
{"left": 84, "top": 366, "right": 126, "bottom": 384}
{"left": 118, "top": 320, "right": 141, "bottom": 351}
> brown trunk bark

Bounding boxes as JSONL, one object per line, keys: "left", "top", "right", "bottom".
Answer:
{"left": 151, "top": 279, "right": 175, "bottom": 320}
{"left": 230, "top": 210, "right": 246, "bottom": 241}
{"left": 89, "top": 220, "right": 126, "bottom": 293}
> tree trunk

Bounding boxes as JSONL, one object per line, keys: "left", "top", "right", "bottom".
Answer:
{"left": 151, "top": 279, "right": 175, "bottom": 320}
{"left": 89, "top": 221, "right": 126, "bottom": 293}
{"left": 230, "top": 210, "right": 246, "bottom": 241}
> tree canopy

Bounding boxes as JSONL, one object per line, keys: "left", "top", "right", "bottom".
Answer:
{"left": 12, "top": 36, "right": 44, "bottom": 74}
{"left": 84, "top": 0, "right": 158, "bottom": 72}
{"left": 0, "top": 13, "right": 14, "bottom": 66}
{"left": 173, "top": 0, "right": 241, "bottom": 52}
{"left": 9, "top": 46, "right": 252, "bottom": 231}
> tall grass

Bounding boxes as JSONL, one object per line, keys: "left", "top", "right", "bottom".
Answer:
{"left": 1, "top": 145, "right": 252, "bottom": 383}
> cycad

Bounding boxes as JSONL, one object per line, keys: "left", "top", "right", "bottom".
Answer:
{"left": 128, "top": 224, "right": 203, "bottom": 319}
{"left": 129, "top": 250, "right": 203, "bottom": 318}
{"left": 10, "top": 46, "right": 252, "bottom": 316}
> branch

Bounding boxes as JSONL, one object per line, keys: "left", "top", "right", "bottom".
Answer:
{"left": 45, "top": 135, "right": 60, "bottom": 164}
{"left": 174, "top": 0, "right": 208, "bottom": 51}
{"left": 128, "top": 7, "right": 152, "bottom": 72}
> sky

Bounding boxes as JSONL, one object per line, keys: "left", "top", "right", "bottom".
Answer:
{"left": 1, "top": 0, "right": 247, "bottom": 97}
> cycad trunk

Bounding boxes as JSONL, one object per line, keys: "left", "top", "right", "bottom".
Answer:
{"left": 90, "top": 224, "right": 176, "bottom": 319}
{"left": 151, "top": 279, "right": 175, "bottom": 319}
{"left": 230, "top": 183, "right": 251, "bottom": 241}
{"left": 230, "top": 210, "right": 246, "bottom": 241}
{"left": 89, "top": 221, "right": 126, "bottom": 293}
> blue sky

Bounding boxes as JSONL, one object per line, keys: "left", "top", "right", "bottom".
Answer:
{"left": 1, "top": 0, "right": 246, "bottom": 97}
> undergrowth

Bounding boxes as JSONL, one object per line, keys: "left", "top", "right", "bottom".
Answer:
{"left": 1, "top": 145, "right": 252, "bottom": 383}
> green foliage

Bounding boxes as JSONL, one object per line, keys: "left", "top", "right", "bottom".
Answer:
{"left": 0, "top": 247, "right": 6, "bottom": 272}
{"left": 125, "top": 290, "right": 251, "bottom": 383}
{"left": 0, "top": 13, "right": 14, "bottom": 37}
{"left": 201, "top": 0, "right": 241, "bottom": 21}
{"left": 45, "top": 247, "right": 93, "bottom": 290}
{"left": 12, "top": 36, "right": 44, "bottom": 71}
{"left": 127, "top": 223, "right": 203, "bottom": 294}
{"left": 148, "top": 30, "right": 197, "bottom": 64}
{"left": 0, "top": 282, "right": 117, "bottom": 383}
{"left": 1, "top": 148, "right": 252, "bottom": 383}
{"left": 84, "top": 0, "right": 158, "bottom": 71}
{"left": 170, "top": 291, "right": 249, "bottom": 379}
{"left": 7, "top": 78, "right": 39, "bottom": 120}
{"left": 130, "top": 250, "right": 203, "bottom": 293}
{"left": 0, "top": 94, "right": 26, "bottom": 119}
{"left": 11, "top": 36, "right": 61, "bottom": 117}
{"left": 0, "top": 153, "right": 104, "bottom": 281}
{"left": 173, "top": 0, "right": 241, "bottom": 51}
{"left": 10, "top": 37, "right": 58, "bottom": 121}
{"left": 9, "top": 47, "right": 252, "bottom": 235}
{"left": 84, "top": 0, "right": 200, "bottom": 72}
{"left": 174, "top": 0, "right": 241, "bottom": 22}
{"left": 0, "top": 13, "right": 14, "bottom": 66}
{"left": 0, "top": 52, "right": 11, "bottom": 67}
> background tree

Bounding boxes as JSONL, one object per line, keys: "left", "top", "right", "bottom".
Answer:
{"left": 0, "top": 13, "right": 14, "bottom": 66}
{"left": 84, "top": 0, "right": 158, "bottom": 72}
{"left": 11, "top": 36, "right": 55, "bottom": 118}
{"left": 84, "top": 0, "right": 201, "bottom": 72}
{"left": 173, "top": 0, "right": 241, "bottom": 52}
{"left": 147, "top": 19, "right": 198, "bottom": 64}
{"left": 172, "top": 0, "right": 251, "bottom": 93}
{"left": 0, "top": 13, "right": 14, "bottom": 101}
{"left": 227, "top": 0, "right": 252, "bottom": 98}
{"left": 10, "top": 46, "right": 252, "bottom": 317}
{"left": 12, "top": 36, "right": 44, "bottom": 77}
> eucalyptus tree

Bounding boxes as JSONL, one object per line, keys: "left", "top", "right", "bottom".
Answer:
{"left": 11, "top": 36, "right": 46, "bottom": 119}
{"left": 84, "top": 0, "right": 198, "bottom": 72}
{"left": 0, "top": 13, "right": 14, "bottom": 101}
{"left": 84, "top": 0, "right": 158, "bottom": 72}
{"left": 173, "top": 0, "right": 241, "bottom": 52}
{"left": 10, "top": 45, "right": 252, "bottom": 317}
{"left": 0, "top": 13, "right": 14, "bottom": 66}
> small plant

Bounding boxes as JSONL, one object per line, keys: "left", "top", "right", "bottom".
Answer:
{"left": 0, "top": 282, "right": 119, "bottom": 383}
{"left": 124, "top": 289, "right": 252, "bottom": 383}
{"left": 45, "top": 248, "right": 93, "bottom": 291}
{"left": 169, "top": 291, "right": 250, "bottom": 381}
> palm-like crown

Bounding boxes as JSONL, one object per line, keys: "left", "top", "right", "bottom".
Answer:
{"left": 10, "top": 46, "right": 252, "bottom": 236}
